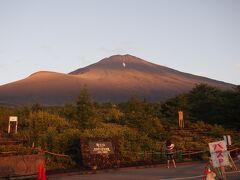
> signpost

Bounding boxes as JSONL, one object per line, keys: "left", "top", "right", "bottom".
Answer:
{"left": 178, "top": 111, "right": 184, "bottom": 128}
{"left": 8, "top": 116, "right": 18, "bottom": 134}
{"left": 223, "top": 135, "right": 232, "bottom": 146}
{"left": 80, "top": 138, "right": 120, "bottom": 169}
{"left": 209, "top": 140, "right": 229, "bottom": 168}
{"left": 209, "top": 140, "right": 229, "bottom": 180}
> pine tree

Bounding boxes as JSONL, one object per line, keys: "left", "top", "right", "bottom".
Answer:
{"left": 75, "top": 88, "right": 96, "bottom": 129}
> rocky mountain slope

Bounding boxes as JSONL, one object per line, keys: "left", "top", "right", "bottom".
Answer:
{"left": 0, "top": 55, "right": 234, "bottom": 105}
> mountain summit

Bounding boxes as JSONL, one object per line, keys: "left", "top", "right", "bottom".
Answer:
{"left": 0, "top": 55, "right": 235, "bottom": 105}
{"left": 70, "top": 55, "right": 158, "bottom": 74}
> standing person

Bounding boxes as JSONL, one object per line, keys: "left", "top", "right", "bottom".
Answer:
{"left": 166, "top": 139, "right": 176, "bottom": 168}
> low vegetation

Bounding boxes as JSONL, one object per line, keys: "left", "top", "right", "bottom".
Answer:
{"left": 0, "top": 84, "right": 239, "bottom": 168}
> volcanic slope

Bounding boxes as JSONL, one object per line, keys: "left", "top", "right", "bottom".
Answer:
{"left": 0, "top": 55, "right": 235, "bottom": 105}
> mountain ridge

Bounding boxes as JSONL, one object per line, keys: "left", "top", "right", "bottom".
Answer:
{"left": 0, "top": 54, "right": 235, "bottom": 106}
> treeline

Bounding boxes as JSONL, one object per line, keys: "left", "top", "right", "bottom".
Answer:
{"left": 0, "top": 84, "right": 239, "bottom": 167}
{"left": 161, "top": 84, "right": 240, "bottom": 129}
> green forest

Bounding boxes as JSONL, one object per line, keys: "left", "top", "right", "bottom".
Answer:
{"left": 0, "top": 84, "right": 240, "bottom": 168}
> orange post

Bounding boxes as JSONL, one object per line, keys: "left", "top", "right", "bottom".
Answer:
{"left": 38, "top": 163, "right": 46, "bottom": 180}
{"left": 178, "top": 111, "right": 184, "bottom": 128}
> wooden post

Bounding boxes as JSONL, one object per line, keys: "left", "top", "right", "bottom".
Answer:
{"left": 178, "top": 111, "right": 184, "bottom": 128}
{"left": 228, "top": 153, "right": 238, "bottom": 171}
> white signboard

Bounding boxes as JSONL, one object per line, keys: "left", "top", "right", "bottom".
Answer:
{"left": 9, "top": 116, "right": 18, "bottom": 122}
{"left": 209, "top": 140, "right": 229, "bottom": 168}
{"left": 223, "top": 135, "right": 232, "bottom": 146}
{"left": 8, "top": 116, "right": 18, "bottom": 134}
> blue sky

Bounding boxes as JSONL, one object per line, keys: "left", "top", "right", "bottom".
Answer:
{"left": 0, "top": 0, "right": 239, "bottom": 85}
